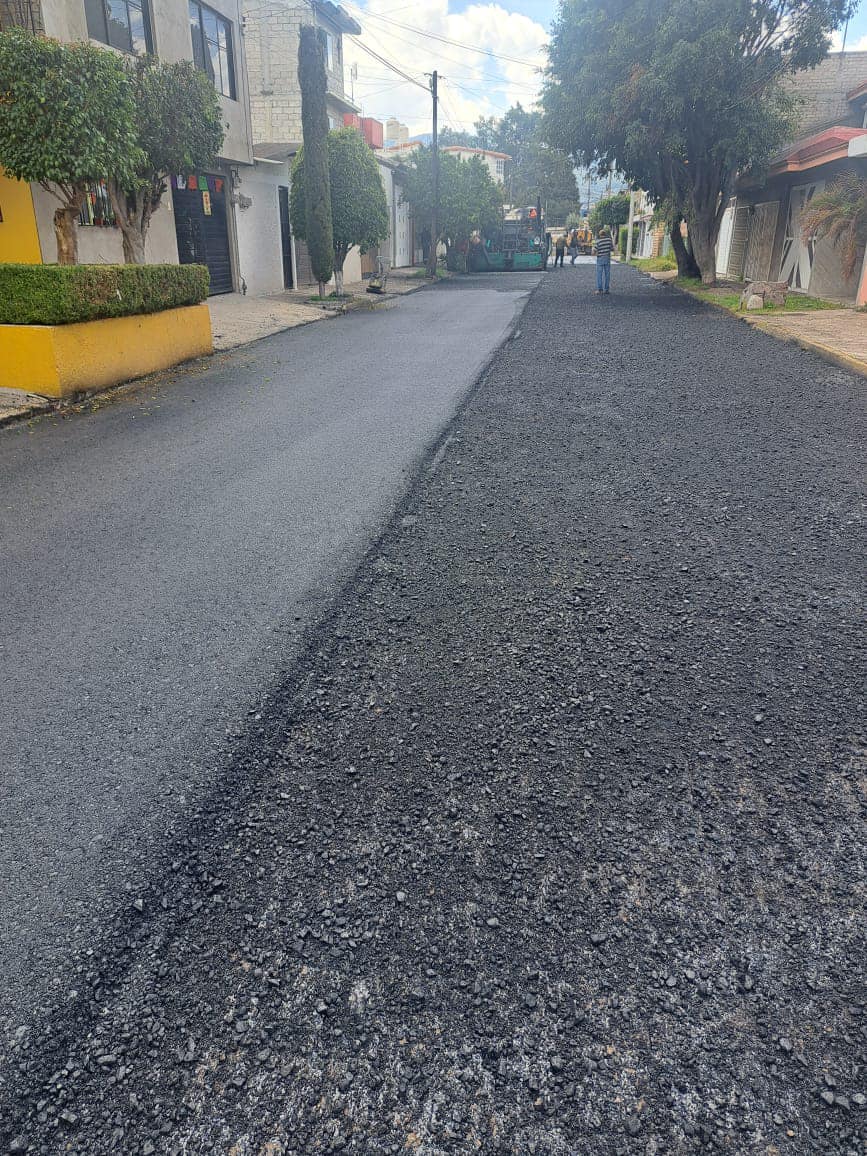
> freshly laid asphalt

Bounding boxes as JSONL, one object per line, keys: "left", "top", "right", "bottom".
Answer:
{"left": 2, "top": 263, "right": 865, "bottom": 1154}
{"left": 0, "top": 274, "right": 537, "bottom": 1042}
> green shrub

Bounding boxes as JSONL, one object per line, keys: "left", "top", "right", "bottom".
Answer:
{"left": 618, "top": 223, "right": 639, "bottom": 258}
{"left": 0, "top": 263, "right": 209, "bottom": 325}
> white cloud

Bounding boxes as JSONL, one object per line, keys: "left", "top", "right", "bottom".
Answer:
{"left": 342, "top": 1, "right": 548, "bottom": 137}
{"left": 830, "top": 29, "right": 867, "bottom": 51}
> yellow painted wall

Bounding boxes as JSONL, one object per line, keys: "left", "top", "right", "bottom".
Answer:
{"left": 0, "top": 304, "right": 213, "bottom": 398}
{"left": 0, "top": 172, "right": 42, "bottom": 264}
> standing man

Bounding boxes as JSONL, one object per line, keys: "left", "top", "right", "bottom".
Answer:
{"left": 552, "top": 231, "right": 567, "bottom": 269}
{"left": 594, "top": 225, "right": 614, "bottom": 294}
{"left": 568, "top": 226, "right": 579, "bottom": 264}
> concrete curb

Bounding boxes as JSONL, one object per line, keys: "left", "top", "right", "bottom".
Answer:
{"left": 745, "top": 325, "right": 867, "bottom": 379}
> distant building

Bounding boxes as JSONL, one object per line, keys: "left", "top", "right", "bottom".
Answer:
{"left": 441, "top": 146, "right": 509, "bottom": 185}
{"left": 385, "top": 118, "right": 410, "bottom": 147}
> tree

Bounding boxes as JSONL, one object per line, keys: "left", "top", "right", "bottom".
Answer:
{"left": 291, "top": 128, "right": 389, "bottom": 295}
{"left": 0, "top": 29, "right": 141, "bottom": 263}
{"left": 107, "top": 58, "right": 223, "bottom": 265}
{"left": 297, "top": 24, "right": 333, "bottom": 295}
{"left": 801, "top": 173, "right": 867, "bottom": 283}
{"left": 544, "top": 0, "right": 852, "bottom": 284}
{"left": 402, "top": 146, "right": 502, "bottom": 263}
{"left": 589, "top": 191, "right": 630, "bottom": 236}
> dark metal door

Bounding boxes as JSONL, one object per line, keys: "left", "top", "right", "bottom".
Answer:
{"left": 173, "top": 178, "right": 233, "bottom": 295}
{"left": 278, "top": 185, "right": 294, "bottom": 289}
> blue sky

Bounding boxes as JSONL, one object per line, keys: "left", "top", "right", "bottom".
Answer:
{"left": 343, "top": 1, "right": 867, "bottom": 137}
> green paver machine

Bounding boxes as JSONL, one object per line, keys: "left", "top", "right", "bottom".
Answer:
{"left": 467, "top": 203, "right": 548, "bottom": 272}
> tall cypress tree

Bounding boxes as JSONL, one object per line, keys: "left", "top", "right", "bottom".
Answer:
{"left": 298, "top": 25, "right": 333, "bottom": 296}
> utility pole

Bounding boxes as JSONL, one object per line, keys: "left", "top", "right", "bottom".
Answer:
{"left": 427, "top": 70, "right": 439, "bottom": 278}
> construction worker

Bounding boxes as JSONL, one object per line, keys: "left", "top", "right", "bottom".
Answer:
{"left": 552, "top": 231, "right": 567, "bottom": 269}
{"left": 567, "top": 226, "right": 580, "bottom": 264}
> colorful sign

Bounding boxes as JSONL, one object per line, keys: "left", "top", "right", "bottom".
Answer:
{"left": 202, "top": 190, "right": 212, "bottom": 216}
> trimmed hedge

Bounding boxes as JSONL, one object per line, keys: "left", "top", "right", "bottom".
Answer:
{"left": 0, "top": 263, "right": 210, "bottom": 325}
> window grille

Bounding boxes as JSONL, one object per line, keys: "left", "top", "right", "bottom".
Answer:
{"left": 79, "top": 181, "right": 116, "bottom": 228}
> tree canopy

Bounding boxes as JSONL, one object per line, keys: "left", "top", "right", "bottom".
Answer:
{"left": 589, "top": 192, "right": 631, "bottom": 235}
{"left": 401, "top": 146, "right": 503, "bottom": 256}
{"left": 297, "top": 24, "right": 333, "bottom": 293}
{"left": 0, "top": 28, "right": 141, "bottom": 263}
{"left": 110, "top": 58, "right": 224, "bottom": 264}
{"left": 543, "top": 0, "right": 853, "bottom": 282}
{"left": 438, "top": 103, "right": 579, "bottom": 220}
{"left": 291, "top": 127, "right": 389, "bottom": 291}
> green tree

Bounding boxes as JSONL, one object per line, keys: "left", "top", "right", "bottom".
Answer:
{"left": 402, "top": 146, "right": 502, "bottom": 264}
{"left": 544, "top": 0, "right": 852, "bottom": 284}
{"left": 291, "top": 128, "right": 389, "bottom": 295}
{"left": 589, "top": 191, "right": 631, "bottom": 236}
{"left": 108, "top": 58, "right": 224, "bottom": 265}
{"left": 0, "top": 28, "right": 141, "bottom": 263}
{"left": 297, "top": 24, "right": 333, "bottom": 295}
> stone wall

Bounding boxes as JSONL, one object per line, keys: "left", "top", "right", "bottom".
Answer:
{"left": 245, "top": 0, "right": 350, "bottom": 145}
{"left": 784, "top": 52, "right": 867, "bottom": 138}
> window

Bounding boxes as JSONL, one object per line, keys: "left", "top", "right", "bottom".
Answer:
{"left": 496, "top": 158, "right": 505, "bottom": 178}
{"left": 189, "top": 0, "right": 236, "bottom": 99}
{"left": 85, "top": 0, "right": 152, "bottom": 54}
{"left": 78, "top": 180, "right": 116, "bottom": 227}
{"left": 323, "top": 30, "right": 334, "bottom": 71}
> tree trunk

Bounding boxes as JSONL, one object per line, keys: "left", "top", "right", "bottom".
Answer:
{"left": 669, "top": 217, "right": 700, "bottom": 279}
{"left": 689, "top": 204, "right": 723, "bottom": 286}
{"left": 53, "top": 203, "right": 80, "bottom": 265}
{"left": 108, "top": 182, "right": 152, "bottom": 265}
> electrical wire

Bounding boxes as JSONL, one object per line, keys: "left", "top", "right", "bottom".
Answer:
{"left": 344, "top": 3, "right": 545, "bottom": 69}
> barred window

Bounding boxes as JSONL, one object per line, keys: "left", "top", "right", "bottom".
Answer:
{"left": 79, "top": 181, "right": 116, "bottom": 228}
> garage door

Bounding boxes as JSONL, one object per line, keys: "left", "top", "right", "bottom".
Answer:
{"left": 172, "top": 174, "right": 233, "bottom": 295}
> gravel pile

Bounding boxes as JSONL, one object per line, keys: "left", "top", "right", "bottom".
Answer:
{"left": 1, "top": 267, "right": 864, "bottom": 1154}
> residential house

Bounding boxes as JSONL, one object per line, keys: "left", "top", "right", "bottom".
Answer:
{"left": 441, "top": 146, "right": 509, "bottom": 187}
{"left": 716, "top": 52, "right": 867, "bottom": 303}
{"left": 0, "top": 0, "right": 289, "bottom": 296}
{"left": 243, "top": 0, "right": 365, "bottom": 286}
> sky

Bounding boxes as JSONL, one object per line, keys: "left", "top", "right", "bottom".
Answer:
{"left": 343, "top": 1, "right": 867, "bottom": 139}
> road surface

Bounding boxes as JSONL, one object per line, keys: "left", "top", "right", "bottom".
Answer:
{"left": 0, "top": 273, "right": 538, "bottom": 1043}
{"left": 1, "top": 263, "right": 864, "bottom": 1154}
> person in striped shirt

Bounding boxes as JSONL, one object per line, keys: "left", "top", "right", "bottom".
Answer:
{"left": 594, "top": 225, "right": 614, "bottom": 294}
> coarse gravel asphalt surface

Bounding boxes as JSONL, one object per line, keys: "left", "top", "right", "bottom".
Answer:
{"left": 1, "top": 263, "right": 865, "bottom": 1154}
{"left": 0, "top": 273, "right": 536, "bottom": 1047}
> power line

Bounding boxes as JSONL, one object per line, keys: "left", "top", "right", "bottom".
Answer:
{"left": 346, "top": 33, "right": 428, "bottom": 91}
{"left": 346, "top": 14, "right": 541, "bottom": 89}
{"left": 344, "top": 3, "right": 545, "bottom": 70}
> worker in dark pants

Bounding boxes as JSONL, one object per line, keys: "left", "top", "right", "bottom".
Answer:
{"left": 552, "top": 232, "right": 567, "bottom": 269}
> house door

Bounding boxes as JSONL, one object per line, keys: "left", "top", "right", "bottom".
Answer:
{"left": 780, "top": 182, "right": 824, "bottom": 290}
{"left": 172, "top": 175, "right": 233, "bottom": 295}
{"left": 743, "top": 201, "right": 780, "bottom": 282}
{"left": 278, "top": 185, "right": 294, "bottom": 289}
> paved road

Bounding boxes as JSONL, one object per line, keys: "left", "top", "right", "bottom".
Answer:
{"left": 0, "top": 273, "right": 538, "bottom": 1042}
{"left": 2, "top": 262, "right": 864, "bottom": 1154}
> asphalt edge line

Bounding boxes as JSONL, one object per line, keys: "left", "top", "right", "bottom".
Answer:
{"left": 0, "top": 272, "right": 544, "bottom": 1135}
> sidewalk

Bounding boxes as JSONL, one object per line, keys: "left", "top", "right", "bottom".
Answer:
{"left": 742, "top": 307, "right": 867, "bottom": 376}
{"left": 199, "top": 268, "right": 427, "bottom": 352}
